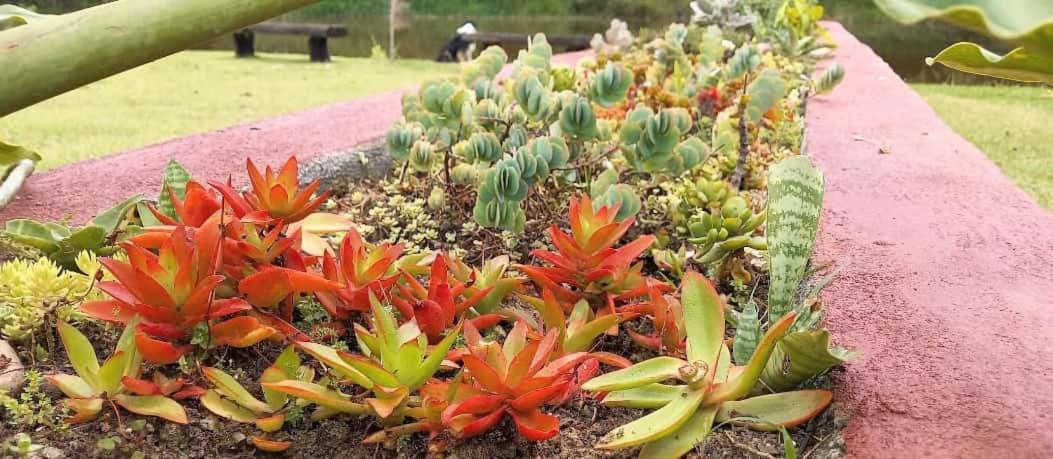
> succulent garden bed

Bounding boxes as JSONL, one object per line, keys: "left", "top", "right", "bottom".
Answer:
{"left": 0, "top": 2, "right": 857, "bottom": 458}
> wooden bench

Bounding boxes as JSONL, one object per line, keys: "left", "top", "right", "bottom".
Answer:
{"left": 461, "top": 32, "right": 591, "bottom": 51}
{"left": 234, "top": 22, "right": 349, "bottom": 63}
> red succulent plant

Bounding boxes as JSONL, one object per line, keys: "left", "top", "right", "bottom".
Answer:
{"left": 441, "top": 322, "right": 590, "bottom": 441}
{"left": 619, "top": 280, "right": 686, "bottom": 355}
{"left": 314, "top": 228, "right": 404, "bottom": 319}
{"left": 81, "top": 217, "right": 277, "bottom": 363}
{"left": 210, "top": 157, "right": 330, "bottom": 224}
{"left": 519, "top": 195, "right": 656, "bottom": 304}
{"left": 391, "top": 253, "right": 496, "bottom": 343}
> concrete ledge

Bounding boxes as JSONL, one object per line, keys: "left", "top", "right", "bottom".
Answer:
{"left": 0, "top": 51, "right": 591, "bottom": 225}
{"left": 810, "top": 22, "right": 1053, "bottom": 457}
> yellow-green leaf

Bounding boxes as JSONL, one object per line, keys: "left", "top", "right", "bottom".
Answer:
{"left": 597, "top": 387, "right": 706, "bottom": 449}
{"left": 56, "top": 321, "right": 100, "bottom": 390}
{"left": 681, "top": 272, "right": 724, "bottom": 365}
{"left": 603, "top": 383, "right": 684, "bottom": 409}
{"left": 112, "top": 394, "right": 188, "bottom": 424}
{"left": 715, "top": 390, "right": 833, "bottom": 431}
{"left": 639, "top": 405, "right": 719, "bottom": 459}
{"left": 296, "top": 342, "right": 373, "bottom": 389}
{"left": 928, "top": 43, "right": 1053, "bottom": 84}
{"left": 582, "top": 356, "right": 687, "bottom": 392}
{"left": 202, "top": 367, "right": 272, "bottom": 414}
{"left": 200, "top": 389, "right": 260, "bottom": 423}
{"left": 261, "top": 380, "right": 370, "bottom": 415}
{"left": 46, "top": 373, "right": 96, "bottom": 399}
{"left": 97, "top": 351, "right": 129, "bottom": 396}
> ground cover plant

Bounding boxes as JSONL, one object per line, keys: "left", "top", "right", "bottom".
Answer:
{"left": 0, "top": 1, "right": 854, "bottom": 457}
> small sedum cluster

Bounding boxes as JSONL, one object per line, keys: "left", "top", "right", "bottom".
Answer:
{"left": 0, "top": 251, "right": 102, "bottom": 341}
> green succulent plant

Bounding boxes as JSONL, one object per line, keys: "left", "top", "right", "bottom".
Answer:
{"left": 513, "top": 72, "right": 556, "bottom": 122}
{"left": 462, "top": 45, "right": 508, "bottom": 86}
{"left": 461, "top": 132, "right": 502, "bottom": 164}
{"left": 407, "top": 140, "right": 436, "bottom": 173}
{"left": 589, "top": 62, "right": 633, "bottom": 108}
{"left": 473, "top": 160, "right": 528, "bottom": 233}
{"left": 583, "top": 273, "right": 832, "bottom": 457}
{"left": 385, "top": 123, "right": 423, "bottom": 161}
{"left": 590, "top": 169, "right": 641, "bottom": 222}
{"left": 558, "top": 95, "right": 598, "bottom": 140}
{"left": 621, "top": 107, "right": 705, "bottom": 174}
{"left": 3, "top": 194, "right": 141, "bottom": 271}
{"left": 813, "top": 63, "right": 845, "bottom": 95}
{"left": 745, "top": 68, "right": 787, "bottom": 123}
{"left": 687, "top": 195, "right": 767, "bottom": 265}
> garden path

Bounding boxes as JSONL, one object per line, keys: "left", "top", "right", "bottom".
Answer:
{"left": 810, "top": 22, "right": 1053, "bottom": 458}
{"left": 0, "top": 51, "right": 590, "bottom": 225}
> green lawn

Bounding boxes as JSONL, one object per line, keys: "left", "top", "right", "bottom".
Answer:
{"left": 912, "top": 83, "right": 1053, "bottom": 210}
{"left": 0, "top": 51, "right": 456, "bottom": 171}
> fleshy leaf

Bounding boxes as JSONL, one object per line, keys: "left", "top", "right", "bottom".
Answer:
{"left": 602, "top": 383, "right": 683, "bottom": 409}
{"left": 766, "top": 156, "right": 824, "bottom": 321}
{"left": 582, "top": 356, "right": 686, "bottom": 392}
{"left": 261, "top": 380, "right": 370, "bottom": 414}
{"left": 638, "top": 405, "right": 719, "bottom": 459}
{"left": 200, "top": 389, "right": 259, "bottom": 423}
{"left": 597, "top": 386, "right": 705, "bottom": 449}
{"left": 296, "top": 342, "right": 374, "bottom": 389}
{"left": 112, "top": 394, "right": 189, "bottom": 424}
{"left": 927, "top": 43, "right": 1053, "bottom": 84}
{"left": 202, "top": 367, "right": 273, "bottom": 414}
{"left": 715, "top": 390, "right": 833, "bottom": 431}
{"left": 761, "top": 329, "right": 854, "bottom": 392}
{"left": 56, "top": 321, "right": 100, "bottom": 390}
{"left": 680, "top": 272, "right": 724, "bottom": 365}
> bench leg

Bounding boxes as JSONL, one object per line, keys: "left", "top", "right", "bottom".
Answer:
{"left": 234, "top": 30, "right": 255, "bottom": 58}
{"left": 309, "top": 36, "right": 330, "bottom": 62}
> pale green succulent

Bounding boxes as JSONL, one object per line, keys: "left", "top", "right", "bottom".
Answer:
{"left": 559, "top": 95, "right": 598, "bottom": 140}
{"left": 590, "top": 62, "right": 633, "bottom": 108}
{"left": 385, "top": 122, "right": 423, "bottom": 161}
{"left": 687, "top": 196, "right": 767, "bottom": 265}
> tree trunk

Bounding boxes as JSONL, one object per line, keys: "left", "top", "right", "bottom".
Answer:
{"left": 0, "top": 0, "right": 322, "bottom": 117}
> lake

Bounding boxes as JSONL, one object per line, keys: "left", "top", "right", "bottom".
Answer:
{"left": 195, "top": 8, "right": 1007, "bottom": 84}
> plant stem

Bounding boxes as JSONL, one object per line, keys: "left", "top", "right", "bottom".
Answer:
{"left": 730, "top": 79, "right": 751, "bottom": 189}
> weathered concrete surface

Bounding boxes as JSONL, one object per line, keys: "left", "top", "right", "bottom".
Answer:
{"left": 810, "top": 22, "right": 1053, "bottom": 458}
{"left": 0, "top": 51, "right": 590, "bottom": 225}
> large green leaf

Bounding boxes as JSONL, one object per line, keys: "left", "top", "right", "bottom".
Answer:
{"left": 875, "top": 0, "right": 1053, "bottom": 83}
{"left": 766, "top": 156, "right": 824, "bottom": 322}
{"left": 760, "top": 329, "right": 854, "bottom": 392}
{"left": 0, "top": 139, "right": 41, "bottom": 168}
{"left": 0, "top": 5, "right": 49, "bottom": 32}
{"left": 874, "top": 0, "right": 1053, "bottom": 52}
{"left": 927, "top": 42, "right": 1053, "bottom": 84}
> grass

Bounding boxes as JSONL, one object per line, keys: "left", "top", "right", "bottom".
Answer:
{"left": 0, "top": 51, "right": 457, "bottom": 171}
{"left": 912, "top": 83, "right": 1053, "bottom": 210}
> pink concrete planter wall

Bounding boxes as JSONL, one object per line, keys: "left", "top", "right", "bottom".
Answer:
{"left": 811, "top": 22, "right": 1053, "bottom": 457}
